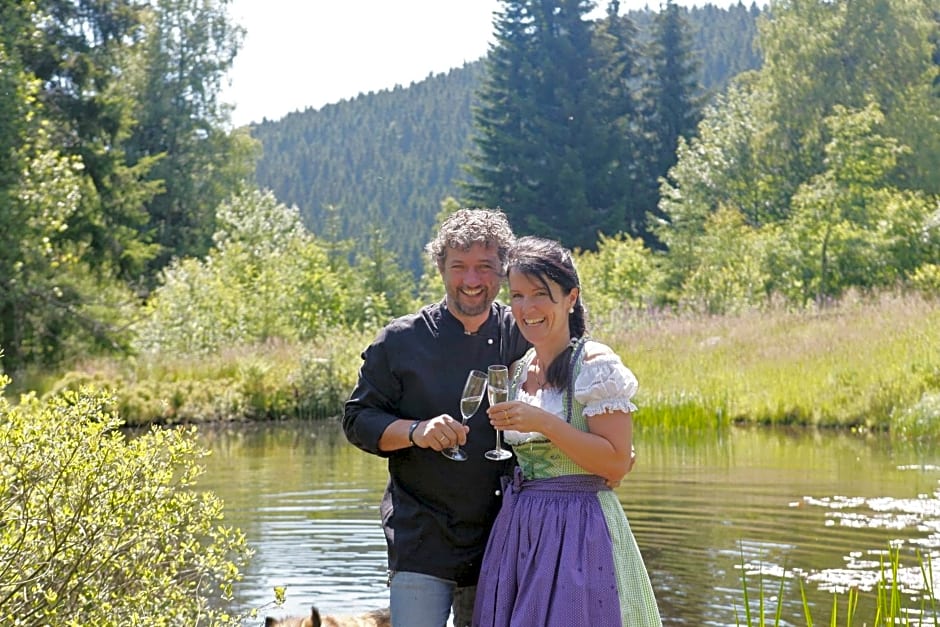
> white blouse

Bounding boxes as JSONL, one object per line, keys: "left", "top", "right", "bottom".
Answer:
{"left": 503, "top": 341, "right": 638, "bottom": 445}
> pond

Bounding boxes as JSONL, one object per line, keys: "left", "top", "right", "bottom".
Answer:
{"left": 195, "top": 420, "right": 940, "bottom": 625}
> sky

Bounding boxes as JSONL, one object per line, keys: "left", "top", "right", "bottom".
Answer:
{"left": 222, "top": 0, "right": 729, "bottom": 127}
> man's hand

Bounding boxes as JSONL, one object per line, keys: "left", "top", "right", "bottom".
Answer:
{"left": 412, "top": 414, "right": 469, "bottom": 451}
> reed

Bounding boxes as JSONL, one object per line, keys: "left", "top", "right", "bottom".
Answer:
{"left": 738, "top": 545, "right": 940, "bottom": 626}
{"left": 736, "top": 548, "right": 787, "bottom": 626}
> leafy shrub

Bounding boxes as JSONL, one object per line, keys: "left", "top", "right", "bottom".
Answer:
{"left": 287, "top": 331, "right": 371, "bottom": 420}
{"left": 134, "top": 189, "right": 402, "bottom": 357}
{"left": 45, "top": 326, "right": 374, "bottom": 425}
{"left": 0, "top": 376, "right": 251, "bottom": 625}
{"left": 575, "top": 232, "right": 660, "bottom": 320}
{"left": 910, "top": 263, "right": 940, "bottom": 298}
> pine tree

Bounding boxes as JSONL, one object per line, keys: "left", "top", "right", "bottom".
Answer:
{"left": 9, "top": 0, "right": 161, "bottom": 280}
{"left": 465, "top": 0, "right": 642, "bottom": 251}
{"left": 593, "top": 1, "right": 647, "bottom": 238}
{"left": 640, "top": 0, "right": 704, "bottom": 239}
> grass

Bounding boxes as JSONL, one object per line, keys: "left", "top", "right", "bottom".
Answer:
{"left": 35, "top": 329, "right": 373, "bottom": 426}
{"left": 597, "top": 291, "right": 940, "bottom": 434}
{"left": 15, "top": 290, "right": 940, "bottom": 435}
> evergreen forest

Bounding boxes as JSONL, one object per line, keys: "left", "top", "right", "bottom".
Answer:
{"left": 251, "top": 1, "right": 764, "bottom": 275}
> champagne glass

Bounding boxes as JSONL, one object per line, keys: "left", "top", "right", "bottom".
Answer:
{"left": 442, "top": 369, "right": 487, "bottom": 461}
{"left": 484, "top": 365, "right": 513, "bottom": 461}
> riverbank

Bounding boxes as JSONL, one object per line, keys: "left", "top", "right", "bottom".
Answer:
{"left": 31, "top": 291, "right": 940, "bottom": 436}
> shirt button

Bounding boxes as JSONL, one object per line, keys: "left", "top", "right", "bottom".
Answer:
{"left": 488, "top": 338, "right": 494, "bottom": 345}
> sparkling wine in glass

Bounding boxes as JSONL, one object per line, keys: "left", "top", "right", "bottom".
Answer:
{"left": 484, "top": 365, "right": 513, "bottom": 461}
{"left": 443, "top": 370, "right": 487, "bottom": 461}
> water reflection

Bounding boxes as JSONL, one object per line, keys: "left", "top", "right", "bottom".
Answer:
{"left": 195, "top": 421, "right": 940, "bottom": 625}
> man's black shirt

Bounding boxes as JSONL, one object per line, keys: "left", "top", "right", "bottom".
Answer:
{"left": 343, "top": 301, "right": 528, "bottom": 585}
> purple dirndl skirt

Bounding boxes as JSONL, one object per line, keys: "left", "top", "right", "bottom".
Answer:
{"left": 473, "top": 468, "right": 622, "bottom": 627}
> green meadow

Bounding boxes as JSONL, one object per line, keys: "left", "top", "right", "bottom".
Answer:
{"left": 49, "top": 291, "right": 940, "bottom": 441}
{"left": 603, "top": 292, "right": 940, "bottom": 436}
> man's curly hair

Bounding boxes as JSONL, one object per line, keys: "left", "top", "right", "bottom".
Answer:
{"left": 425, "top": 208, "right": 515, "bottom": 271}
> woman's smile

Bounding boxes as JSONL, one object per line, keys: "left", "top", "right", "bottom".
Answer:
{"left": 509, "top": 269, "right": 577, "bottom": 350}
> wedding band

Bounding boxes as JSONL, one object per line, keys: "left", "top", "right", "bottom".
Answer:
{"left": 439, "top": 437, "right": 447, "bottom": 443}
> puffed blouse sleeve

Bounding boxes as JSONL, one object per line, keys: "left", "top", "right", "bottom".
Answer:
{"left": 573, "top": 342, "right": 639, "bottom": 417}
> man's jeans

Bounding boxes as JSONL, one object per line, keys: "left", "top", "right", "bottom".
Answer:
{"left": 388, "top": 570, "right": 476, "bottom": 627}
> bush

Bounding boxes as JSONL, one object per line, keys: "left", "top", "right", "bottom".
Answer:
{"left": 133, "top": 190, "right": 395, "bottom": 357}
{"left": 575, "top": 232, "right": 660, "bottom": 320}
{"left": 0, "top": 376, "right": 251, "bottom": 625}
{"left": 910, "top": 263, "right": 940, "bottom": 298}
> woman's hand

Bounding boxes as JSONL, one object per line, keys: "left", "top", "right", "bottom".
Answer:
{"left": 487, "top": 400, "right": 540, "bottom": 433}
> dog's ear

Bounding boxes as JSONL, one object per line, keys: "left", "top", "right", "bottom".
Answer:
{"left": 264, "top": 618, "right": 278, "bottom": 627}
{"left": 308, "top": 606, "right": 322, "bottom": 627}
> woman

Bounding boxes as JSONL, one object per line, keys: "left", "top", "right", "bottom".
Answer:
{"left": 473, "top": 236, "right": 661, "bottom": 627}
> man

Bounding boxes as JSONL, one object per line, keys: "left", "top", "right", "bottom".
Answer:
{"left": 343, "top": 208, "right": 528, "bottom": 627}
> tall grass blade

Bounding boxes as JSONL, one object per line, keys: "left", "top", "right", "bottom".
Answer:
{"left": 919, "top": 550, "right": 937, "bottom": 621}
{"left": 740, "top": 543, "right": 753, "bottom": 626}
{"left": 799, "top": 577, "right": 814, "bottom": 627}
{"left": 845, "top": 586, "right": 858, "bottom": 627}
{"left": 774, "top": 566, "right": 786, "bottom": 626}
{"left": 759, "top": 559, "right": 766, "bottom": 627}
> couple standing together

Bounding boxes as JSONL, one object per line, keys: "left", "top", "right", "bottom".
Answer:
{"left": 343, "top": 209, "right": 662, "bottom": 627}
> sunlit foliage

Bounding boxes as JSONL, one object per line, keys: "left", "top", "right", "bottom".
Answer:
{"left": 0, "top": 375, "right": 251, "bottom": 625}
{"left": 134, "top": 189, "right": 400, "bottom": 355}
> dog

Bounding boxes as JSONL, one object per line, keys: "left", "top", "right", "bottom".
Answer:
{"left": 264, "top": 605, "right": 391, "bottom": 627}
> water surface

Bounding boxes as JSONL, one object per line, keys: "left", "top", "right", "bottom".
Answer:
{"left": 196, "top": 421, "right": 940, "bottom": 625}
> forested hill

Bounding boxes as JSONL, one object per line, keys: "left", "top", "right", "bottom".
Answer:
{"left": 250, "top": 3, "right": 763, "bottom": 275}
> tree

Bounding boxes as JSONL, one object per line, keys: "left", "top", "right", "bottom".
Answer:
{"left": 355, "top": 226, "right": 418, "bottom": 317}
{"left": 135, "top": 190, "right": 390, "bottom": 356}
{"left": 7, "top": 0, "right": 162, "bottom": 280}
{"left": 657, "top": 0, "right": 940, "bottom": 306}
{"left": 0, "top": 43, "right": 137, "bottom": 375}
{"left": 639, "top": 0, "right": 704, "bottom": 237}
{"left": 2, "top": 0, "right": 253, "bottom": 285}
{"left": 591, "top": 2, "right": 648, "bottom": 237}
{"left": 770, "top": 103, "right": 929, "bottom": 304}
{"left": 128, "top": 0, "right": 256, "bottom": 281}
{"left": 680, "top": 205, "right": 771, "bottom": 314}
{"left": 465, "top": 0, "right": 642, "bottom": 251}
{"left": 0, "top": 0, "right": 254, "bottom": 372}
{"left": 754, "top": 0, "right": 938, "bottom": 200}
{"left": 574, "top": 232, "right": 661, "bottom": 318}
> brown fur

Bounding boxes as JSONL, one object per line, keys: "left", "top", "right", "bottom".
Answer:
{"left": 265, "top": 606, "right": 391, "bottom": 627}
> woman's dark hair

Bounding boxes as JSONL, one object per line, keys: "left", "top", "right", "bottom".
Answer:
{"left": 506, "top": 236, "right": 588, "bottom": 391}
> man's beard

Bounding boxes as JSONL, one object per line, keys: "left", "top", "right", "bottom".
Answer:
{"left": 448, "top": 287, "right": 492, "bottom": 318}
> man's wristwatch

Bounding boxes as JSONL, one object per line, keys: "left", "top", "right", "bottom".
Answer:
{"left": 407, "top": 419, "right": 422, "bottom": 446}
